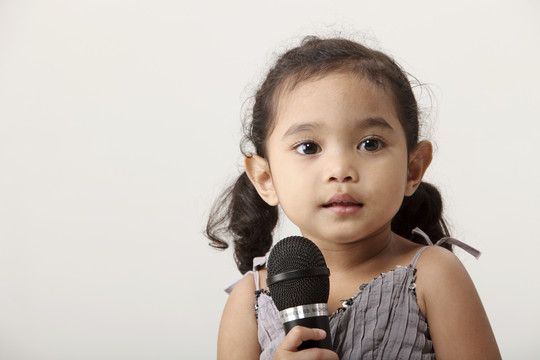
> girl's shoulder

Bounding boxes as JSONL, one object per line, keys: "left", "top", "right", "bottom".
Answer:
{"left": 413, "top": 245, "right": 469, "bottom": 305}
{"left": 219, "top": 273, "right": 261, "bottom": 359}
{"left": 415, "top": 244, "right": 463, "bottom": 272}
{"left": 413, "top": 246, "right": 502, "bottom": 359}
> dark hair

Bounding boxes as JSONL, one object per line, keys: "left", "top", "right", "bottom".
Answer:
{"left": 206, "top": 36, "right": 450, "bottom": 274}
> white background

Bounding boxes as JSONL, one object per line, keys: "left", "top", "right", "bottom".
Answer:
{"left": 0, "top": 1, "right": 538, "bottom": 359}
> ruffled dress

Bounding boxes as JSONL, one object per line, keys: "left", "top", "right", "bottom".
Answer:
{"left": 226, "top": 228, "right": 480, "bottom": 360}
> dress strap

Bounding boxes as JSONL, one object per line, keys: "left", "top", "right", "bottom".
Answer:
{"left": 252, "top": 256, "right": 267, "bottom": 291}
{"left": 434, "top": 237, "right": 482, "bottom": 259}
{"left": 224, "top": 256, "right": 267, "bottom": 294}
{"left": 409, "top": 227, "right": 482, "bottom": 267}
{"left": 412, "top": 227, "right": 434, "bottom": 246}
{"left": 410, "top": 246, "right": 430, "bottom": 267}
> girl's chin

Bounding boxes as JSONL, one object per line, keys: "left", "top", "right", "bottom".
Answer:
{"left": 300, "top": 225, "right": 392, "bottom": 245}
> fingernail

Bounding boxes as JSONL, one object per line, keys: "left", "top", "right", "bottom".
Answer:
{"left": 318, "top": 329, "right": 326, "bottom": 338}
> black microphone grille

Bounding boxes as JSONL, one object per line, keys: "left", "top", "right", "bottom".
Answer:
{"left": 267, "top": 236, "right": 330, "bottom": 311}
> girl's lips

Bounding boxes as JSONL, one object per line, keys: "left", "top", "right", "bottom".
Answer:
{"left": 323, "top": 193, "right": 363, "bottom": 214}
{"left": 323, "top": 193, "right": 362, "bottom": 207}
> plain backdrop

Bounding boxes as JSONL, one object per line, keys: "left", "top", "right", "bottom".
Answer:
{"left": 0, "top": 0, "right": 539, "bottom": 359}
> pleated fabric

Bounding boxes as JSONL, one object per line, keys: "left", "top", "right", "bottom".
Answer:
{"left": 255, "top": 262, "right": 434, "bottom": 360}
{"left": 245, "top": 230, "right": 480, "bottom": 360}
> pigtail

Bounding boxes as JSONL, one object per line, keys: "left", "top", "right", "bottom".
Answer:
{"left": 206, "top": 172, "right": 278, "bottom": 274}
{"left": 391, "top": 181, "right": 452, "bottom": 250}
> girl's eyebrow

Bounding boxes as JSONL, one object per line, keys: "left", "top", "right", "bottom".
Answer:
{"left": 359, "top": 117, "right": 394, "bottom": 131}
{"left": 281, "top": 117, "right": 394, "bottom": 140}
{"left": 281, "top": 123, "right": 321, "bottom": 140}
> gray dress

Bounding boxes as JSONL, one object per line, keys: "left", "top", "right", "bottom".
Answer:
{"left": 228, "top": 229, "right": 480, "bottom": 360}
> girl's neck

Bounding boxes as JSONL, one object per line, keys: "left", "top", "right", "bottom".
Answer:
{"left": 309, "top": 226, "right": 396, "bottom": 275}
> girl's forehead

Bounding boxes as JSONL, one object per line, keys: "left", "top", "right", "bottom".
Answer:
{"left": 272, "top": 72, "right": 400, "bottom": 130}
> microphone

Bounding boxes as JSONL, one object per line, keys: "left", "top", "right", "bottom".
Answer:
{"left": 266, "top": 236, "right": 332, "bottom": 350}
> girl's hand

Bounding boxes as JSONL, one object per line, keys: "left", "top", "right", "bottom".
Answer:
{"left": 273, "top": 326, "right": 339, "bottom": 360}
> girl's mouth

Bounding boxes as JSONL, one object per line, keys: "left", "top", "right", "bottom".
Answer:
{"left": 323, "top": 194, "right": 363, "bottom": 214}
{"left": 323, "top": 201, "right": 363, "bottom": 207}
{"left": 323, "top": 201, "right": 363, "bottom": 214}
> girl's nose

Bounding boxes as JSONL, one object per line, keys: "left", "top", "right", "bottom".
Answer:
{"left": 329, "top": 174, "right": 355, "bottom": 182}
{"left": 326, "top": 154, "right": 359, "bottom": 183}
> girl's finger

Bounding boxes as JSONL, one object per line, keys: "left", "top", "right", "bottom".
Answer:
{"left": 280, "top": 326, "right": 327, "bottom": 351}
{"left": 275, "top": 326, "right": 339, "bottom": 360}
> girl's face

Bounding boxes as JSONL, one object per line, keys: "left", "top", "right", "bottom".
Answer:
{"left": 248, "top": 72, "right": 426, "bottom": 247}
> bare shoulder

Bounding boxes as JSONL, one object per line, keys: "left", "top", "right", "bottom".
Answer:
{"left": 413, "top": 246, "right": 468, "bottom": 313}
{"left": 414, "top": 246, "right": 501, "bottom": 360}
{"left": 415, "top": 246, "right": 465, "bottom": 282}
{"left": 218, "top": 274, "right": 261, "bottom": 360}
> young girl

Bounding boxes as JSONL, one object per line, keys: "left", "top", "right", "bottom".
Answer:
{"left": 207, "top": 36, "right": 501, "bottom": 359}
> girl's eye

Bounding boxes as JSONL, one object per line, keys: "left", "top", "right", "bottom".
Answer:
{"left": 294, "top": 142, "right": 321, "bottom": 155}
{"left": 358, "top": 138, "right": 383, "bottom": 152}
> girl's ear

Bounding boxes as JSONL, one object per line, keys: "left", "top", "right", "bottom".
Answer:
{"left": 406, "top": 141, "right": 433, "bottom": 196}
{"left": 244, "top": 155, "right": 279, "bottom": 206}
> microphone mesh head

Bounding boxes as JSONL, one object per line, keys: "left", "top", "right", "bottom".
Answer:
{"left": 267, "top": 236, "right": 330, "bottom": 311}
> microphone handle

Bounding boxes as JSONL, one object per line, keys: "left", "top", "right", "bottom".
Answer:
{"left": 283, "top": 315, "right": 333, "bottom": 350}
